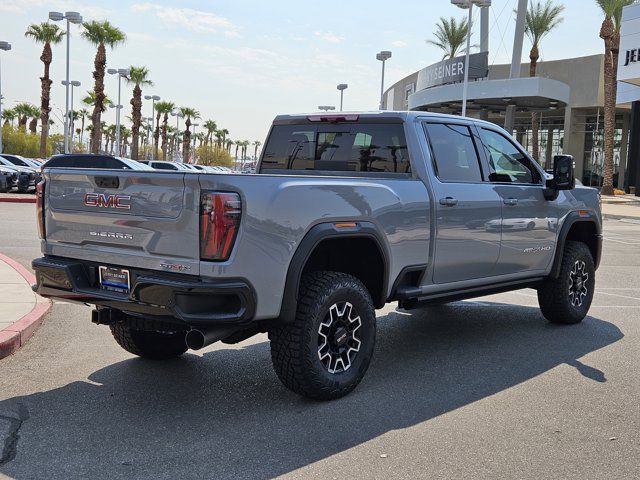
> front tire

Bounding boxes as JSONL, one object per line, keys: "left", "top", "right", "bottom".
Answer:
{"left": 269, "top": 271, "right": 376, "bottom": 400}
{"left": 110, "top": 322, "right": 188, "bottom": 360}
{"left": 538, "top": 241, "right": 595, "bottom": 324}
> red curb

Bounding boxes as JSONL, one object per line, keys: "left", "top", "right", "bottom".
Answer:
{"left": 0, "top": 197, "right": 36, "bottom": 204}
{"left": 0, "top": 253, "right": 51, "bottom": 360}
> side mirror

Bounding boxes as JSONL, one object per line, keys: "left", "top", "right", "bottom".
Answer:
{"left": 552, "top": 154, "right": 575, "bottom": 190}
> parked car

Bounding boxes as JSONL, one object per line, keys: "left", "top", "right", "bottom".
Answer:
{"left": 146, "top": 160, "right": 197, "bottom": 172}
{"left": 43, "top": 154, "right": 155, "bottom": 171}
{"left": 1, "top": 153, "right": 43, "bottom": 172}
{"left": 0, "top": 157, "right": 38, "bottom": 192}
{"left": 0, "top": 166, "right": 19, "bottom": 193}
{"left": 32, "top": 111, "right": 601, "bottom": 400}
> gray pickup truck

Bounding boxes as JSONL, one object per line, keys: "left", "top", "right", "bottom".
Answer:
{"left": 32, "top": 112, "right": 602, "bottom": 400}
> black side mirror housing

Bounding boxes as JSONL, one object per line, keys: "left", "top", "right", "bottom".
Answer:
{"left": 552, "top": 154, "right": 575, "bottom": 190}
{"left": 544, "top": 155, "right": 575, "bottom": 200}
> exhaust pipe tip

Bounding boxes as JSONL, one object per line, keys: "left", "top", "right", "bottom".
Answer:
{"left": 185, "top": 329, "right": 206, "bottom": 350}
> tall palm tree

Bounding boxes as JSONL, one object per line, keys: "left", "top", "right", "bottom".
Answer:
{"left": 234, "top": 142, "right": 240, "bottom": 160}
{"left": 78, "top": 108, "right": 89, "bottom": 146}
{"left": 2, "top": 108, "right": 16, "bottom": 127}
{"left": 178, "top": 107, "right": 200, "bottom": 162}
{"left": 28, "top": 105, "right": 41, "bottom": 133}
{"left": 525, "top": 0, "right": 565, "bottom": 163}
{"left": 427, "top": 16, "right": 470, "bottom": 59}
{"left": 204, "top": 120, "right": 217, "bottom": 146}
{"left": 154, "top": 101, "right": 174, "bottom": 159}
{"left": 597, "top": 0, "right": 633, "bottom": 194}
{"left": 82, "top": 90, "right": 112, "bottom": 151}
{"left": 82, "top": 20, "right": 126, "bottom": 153}
{"left": 225, "top": 139, "right": 233, "bottom": 153}
{"left": 220, "top": 128, "right": 229, "bottom": 145}
{"left": 125, "top": 65, "right": 153, "bottom": 160}
{"left": 214, "top": 130, "right": 224, "bottom": 149}
{"left": 253, "top": 140, "right": 262, "bottom": 159}
{"left": 14, "top": 103, "right": 33, "bottom": 130}
{"left": 25, "top": 22, "right": 65, "bottom": 157}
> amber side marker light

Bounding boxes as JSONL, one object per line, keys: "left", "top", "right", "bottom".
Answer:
{"left": 334, "top": 222, "right": 357, "bottom": 229}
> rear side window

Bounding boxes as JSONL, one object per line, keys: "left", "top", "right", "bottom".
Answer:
{"left": 151, "top": 163, "right": 176, "bottom": 170}
{"left": 259, "top": 123, "right": 411, "bottom": 175}
{"left": 46, "top": 156, "right": 124, "bottom": 169}
{"left": 425, "top": 123, "right": 483, "bottom": 183}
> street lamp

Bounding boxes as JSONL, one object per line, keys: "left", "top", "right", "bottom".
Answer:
{"left": 337, "top": 84, "right": 348, "bottom": 112}
{"left": 108, "top": 68, "right": 130, "bottom": 156}
{"left": 0, "top": 41, "right": 11, "bottom": 155}
{"left": 376, "top": 51, "right": 392, "bottom": 110}
{"left": 144, "top": 94, "right": 160, "bottom": 155}
{"left": 450, "top": 0, "right": 491, "bottom": 117}
{"left": 170, "top": 111, "right": 183, "bottom": 161}
{"left": 49, "top": 11, "right": 82, "bottom": 153}
{"left": 62, "top": 80, "right": 80, "bottom": 148}
{"left": 318, "top": 105, "right": 335, "bottom": 112}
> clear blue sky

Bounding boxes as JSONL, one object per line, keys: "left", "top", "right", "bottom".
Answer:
{"left": 0, "top": 0, "right": 608, "bottom": 143}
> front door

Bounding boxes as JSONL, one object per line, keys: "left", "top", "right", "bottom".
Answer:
{"left": 477, "top": 127, "right": 558, "bottom": 274}
{"left": 424, "top": 121, "right": 502, "bottom": 284}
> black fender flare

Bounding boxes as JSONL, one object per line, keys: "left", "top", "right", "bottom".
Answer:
{"left": 549, "top": 211, "right": 602, "bottom": 278}
{"left": 277, "top": 221, "right": 390, "bottom": 323}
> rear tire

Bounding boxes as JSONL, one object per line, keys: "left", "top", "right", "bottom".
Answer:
{"left": 110, "top": 322, "right": 188, "bottom": 360}
{"left": 538, "top": 241, "right": 595, "bottom": 324}
{"left": 269, "top": 271, "right": 376, "bottom": 400}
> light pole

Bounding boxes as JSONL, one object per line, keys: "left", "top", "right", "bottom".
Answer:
{"left": 337, "top": 84, "right": 348, "bottom": 112}
{"left": 49, "top": 11, "right": 82, "bottom": 154}
{"left": 376, "top": 51, "right": 392, "bottom": 110}
{"left": 0, "top": 41, "right": 11, "bottom": 155}
{"left": 144, "top": 94, "right": 160, "bottom": 156}
{"left": 62, "top": 80, "right": 80, "bottom": 149}
{"left": 171, "top": 111, "right": 183, "bottom": 161}
{"left": 318, "top": 105, "right": 335, "bottom": 112}
{"left": 144, "top": 116, "right": 153, "bottom": 158}
{"left": 108, "top": 68, "right": 130, "bottom": 156}
{"left": 450, "top": 0, "right": 491, "bottom": 117}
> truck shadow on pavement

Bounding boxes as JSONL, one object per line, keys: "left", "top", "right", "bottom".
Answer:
{"left": 0, "top": 302, "right": 623, "bottom": 479}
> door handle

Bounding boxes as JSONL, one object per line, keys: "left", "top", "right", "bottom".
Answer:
{"left": 439, "top": 197, "right": 459, "bottom": 207}
{"left": 503, "top": 198, "right": 518, "bottom": 206}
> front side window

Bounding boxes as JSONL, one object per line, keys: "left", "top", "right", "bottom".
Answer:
{"left": 479, "top": 129, "right": 539, "bottom": 184}
{"left": 260, "top": 123, "right": 410, "bottom": 175}
{"left": 425, "top": 123, "right": 483, "bottom": 183}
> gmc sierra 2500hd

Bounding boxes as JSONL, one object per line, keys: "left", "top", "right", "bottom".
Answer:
{"left": 32, "top": 112, "right": 602, "bottom": 400}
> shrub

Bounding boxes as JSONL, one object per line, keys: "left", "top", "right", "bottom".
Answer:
{"left": 1, "top": 124, "right": 56, "bottom": 158}
{"left": 196, "top": 145, "right": 234, "bottom": 167}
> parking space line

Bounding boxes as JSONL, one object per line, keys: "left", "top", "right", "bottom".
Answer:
{"left": 596, "top": 291, "right": 640, "bottom": 301}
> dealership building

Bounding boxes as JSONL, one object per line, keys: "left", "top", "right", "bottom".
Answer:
{"left": 382, "top": 3, "right": 640, "bottom": 191}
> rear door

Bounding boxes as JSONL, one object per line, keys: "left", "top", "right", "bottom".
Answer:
{"left": 44, "top": 169, "right": 201, "bottom": 274}
{"left": 423, "top": 120, "right": 502, "bottom": 284}
{"left": 476, "top": 127, "right": 558, "bottom": 274}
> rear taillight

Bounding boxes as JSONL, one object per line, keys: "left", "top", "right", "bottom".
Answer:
{"left": 36, "top": 180, "right": 45, "bottom": 239}
{"left": 199, "top": 192, "right": 241, "bottom": 261}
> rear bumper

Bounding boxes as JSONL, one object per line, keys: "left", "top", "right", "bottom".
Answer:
{"left": 32, "top": 256, "right": 256, "bottom": 327}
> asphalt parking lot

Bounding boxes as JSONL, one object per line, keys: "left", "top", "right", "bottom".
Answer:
{"left": 0, "top": 202, "right": 639, "bottom": 479}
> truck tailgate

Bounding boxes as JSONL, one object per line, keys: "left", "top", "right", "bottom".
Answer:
{"left": 43, "top": 169, "right": 201, "bottom": 274}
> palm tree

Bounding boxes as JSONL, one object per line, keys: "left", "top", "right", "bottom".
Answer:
{"left": 234, "top": 142, "right": 240, "bottom": 160}
{"left": 2, "top": 108, "right": 16, "bottom": 127}
{"left": 14, "top": 103, "right": 33, "bottom": 130}
{"left": 25, "top": 22, "right": 65, "bottom": 157}
{"left": 253, "top": 140, "right": 262, "bottom": 159}
{"left": 154, "top": 101, "right": 174, "bottom": 159}
{"left": 214, "top": 130, "right": 224, "bottom": 148}
{"left": 125, "top": 65, "right": 153, "bottom": 160}
{"left": 178, "top": 107, "right": 200, "bottom": 162}
{"left": 525, "top": 1, "right": 565, "bottom": 163}
{"left": 28, "top": 105, "right": 40, "bottom": 133}
{"left": 82, "top": 90, "right": 112, "bottom": 151}
{"left": 427, "top": 16, "right": 470, "bottom": 59}
{"left": 78, "top": 108, "right": 89, "bottom": 146}
{"left": 225, "top": 139, "right": 233, "bottom": 153}
{"left": 82, "top": 20, "right": 126, "bottom": 153}
{"left": 220, "top": 128, "right": 229, "bottom": 145}
{"left": 204, "top": 120, "right": 217, "bottom": 146}
{"left": 597, "top": 0, "right": 634, "bottom": 194}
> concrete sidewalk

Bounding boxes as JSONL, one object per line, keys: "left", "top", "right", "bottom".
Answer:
{"left": 0, "top": 253, "right": 50, "bottom": 359}
{"left": 601, "top": 197, "right": 640, "bottom": 221}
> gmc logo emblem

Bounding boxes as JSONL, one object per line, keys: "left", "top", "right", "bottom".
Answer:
{"left": 84, "top": 193, "right": 131, "bottom": 210}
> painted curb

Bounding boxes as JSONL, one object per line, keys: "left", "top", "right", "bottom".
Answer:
{"left": 0, "top": 197, "right": 36, "bottom": 204}
{"left": 0, "top": 253, "right": 51, "bottom": 359}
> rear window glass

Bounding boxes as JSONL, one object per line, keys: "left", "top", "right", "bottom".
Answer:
{"left": 259, "top": 123, "right": 411, "bottom": 175}
{"left": 45, "top": 156, "right": 125, "bottom": 169}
